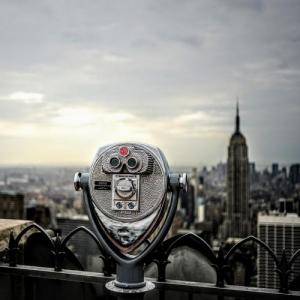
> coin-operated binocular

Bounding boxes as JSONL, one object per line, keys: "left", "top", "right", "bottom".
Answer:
{"left": 74, "top": 143, "right": 187, "bottom": 293}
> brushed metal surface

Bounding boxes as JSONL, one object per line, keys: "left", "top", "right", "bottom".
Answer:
{"left": 89, "top": 143, "right": 168, "bottom": 223}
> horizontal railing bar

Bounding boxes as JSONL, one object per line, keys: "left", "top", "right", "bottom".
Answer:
{"left": 155, "top": 280, "right": 300, "bottom": 299}
{"left": 0, "top": 264, "right": 113, "bottom": 284}
{"left": 0, "top": 264, "right": 299, "bottom": 299}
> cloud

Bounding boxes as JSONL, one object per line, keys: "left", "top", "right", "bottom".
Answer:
{"left": 0, "top": 0, "right": 299, "bottom": 165}
{"left": 102, "top": 54, "right": 130, "bottom": 63}
{"left": 6, "top": 92, "right": 45, "bottom": 104}
{"left": 0, "top": 121, "right": 37, "bottom": 137}
{"left": 219, "top": 0, "right": 265, "bottom": 12}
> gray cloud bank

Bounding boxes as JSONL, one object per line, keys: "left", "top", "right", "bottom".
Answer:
{"left": 0, "top": 0, "right": 300, "bottom": 166}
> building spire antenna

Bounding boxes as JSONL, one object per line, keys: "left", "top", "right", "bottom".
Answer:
{"left": 236, "top": 97, "right": 240, "bottom": 133}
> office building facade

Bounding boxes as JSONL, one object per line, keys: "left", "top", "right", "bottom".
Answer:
{"left": 257, "top": 213, "right": 300, "bottom": 289}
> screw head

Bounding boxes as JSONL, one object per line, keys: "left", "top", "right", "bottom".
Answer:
{"left": 116, "top": 202, "right": 123, "bottom": 209}
{"left": 128, "top": 202, "right": 135, "bottom": 209}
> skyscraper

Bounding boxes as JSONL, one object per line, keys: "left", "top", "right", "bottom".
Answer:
{"left": 0, "top": 191, "right": 24, "bottom": 219}
{"left": 223, "top": 103, "right": 250, "bottom": 238}
{"left": 289, "top": 163, "right": 300, "bottom": 185}
{"left": 257, "top": 213, "right": 300, "bottom": 289}
{"left": 272, "top": 163, "right": 279, "bottom": 177}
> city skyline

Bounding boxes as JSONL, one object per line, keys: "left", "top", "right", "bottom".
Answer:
{"left": 0, "top": 1, "right": 300, "bottom": 166}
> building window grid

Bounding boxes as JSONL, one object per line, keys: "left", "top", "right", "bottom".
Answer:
{"left": 258, "top": 221, "right": 300, "bottom": 289}
{"left": 291, "top": 225, "right": 294, "bottom": 283}
{"left": 274, "top": 224, "right": 277, "bottom": 288}
{"left": 257, "top": 224, "right": 261, "bottom": 286}
{"left": 265, "top": 224, "right": 268, "bottom": 288}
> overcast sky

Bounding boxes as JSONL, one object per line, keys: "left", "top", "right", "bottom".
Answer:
{"left": 0, "top": 0, "right": 300, "bottom": 167}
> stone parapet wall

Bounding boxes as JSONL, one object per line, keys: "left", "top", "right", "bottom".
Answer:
{"left": 0, "top": 219, "right": 32, "bottom": 253}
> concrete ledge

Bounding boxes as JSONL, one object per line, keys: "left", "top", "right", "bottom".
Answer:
{"left": 0, "top": 219, "right": 33, "bottom": 252}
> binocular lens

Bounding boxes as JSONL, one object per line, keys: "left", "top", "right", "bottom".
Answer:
{"left": 127, "top": 157, "right": 138, "bottom": 169}
{"left": 110, "top": 157, "right": 120, "bottom": 168}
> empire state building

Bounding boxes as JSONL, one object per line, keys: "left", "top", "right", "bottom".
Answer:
{"left": 224, "top": 103, "right": 250, "bottom": 238}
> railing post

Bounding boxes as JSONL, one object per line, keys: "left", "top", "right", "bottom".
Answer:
{"left": 154, "top": 258, "right": 170, "bottom": 282}
{"left": 148, "top": 243, "right": 170, "bottom": 282}
{"left": 212, "top": 245, "right": 226, "bottom": 288}
{"left": 276, "top": 249, "right": 291, "bottom": 294}
{"left": 100, "top": 254, "right": 115, "bottom": 277}
{"left": 52, "top": 234, "right": 65, "bottom": 271}
{"left": 8, "top": 232, "right": 18, "bottom": 267}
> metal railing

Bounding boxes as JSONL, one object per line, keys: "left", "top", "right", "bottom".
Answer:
{"left": 1, "top": 223, "right": 300, "bottom": 299}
